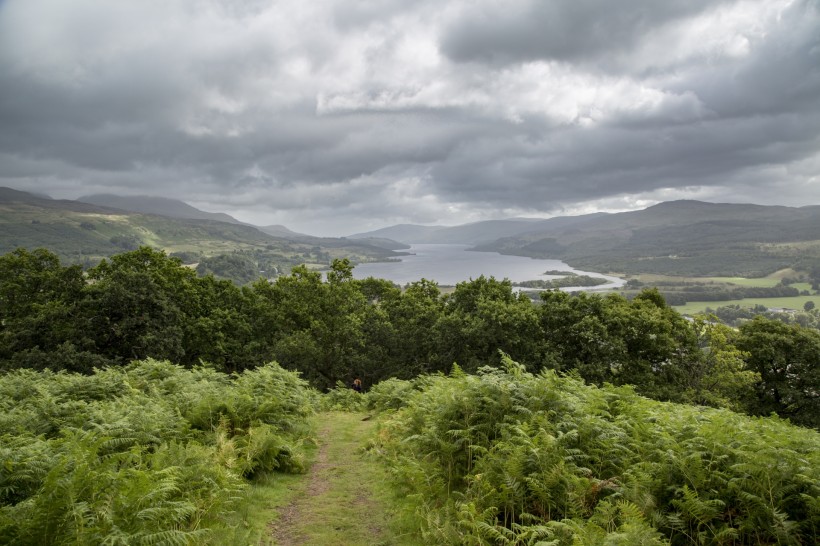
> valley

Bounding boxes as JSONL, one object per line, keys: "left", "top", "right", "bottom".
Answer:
{"left": 0, "top": 187, "right": 403, "bottom": 281}
{"left": 2, "top": 187, "right": 818, "bottom": 316}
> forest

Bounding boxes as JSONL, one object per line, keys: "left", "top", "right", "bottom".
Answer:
{"left": 1, "top": 246, "right": 819, "bottom": 544}
{"left": 1, "top": 246, "right": 818, "bottom": 427}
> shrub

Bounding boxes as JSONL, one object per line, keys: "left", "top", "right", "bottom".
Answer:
{"left": 320, "top": 381, "right": 368, "bottom": 412}
{"left": 375, "top": 357, "right": 820, "bottom": 545}
{"left": 0, "top": 359, "right": 317, "bottom": 544}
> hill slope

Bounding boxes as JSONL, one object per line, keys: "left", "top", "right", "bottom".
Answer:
{"left": 353, "top": 201, "right": 820, "bottom": 276}
{"left": 78, "top": 194, "right": 244, "bottom": 224}
{"left": 350, "top": 218, "right": 560, "bottom": 245}
{"left": 0, "top": 187, "right": 400, "bottom": 275}
{"left": 476, "top": 201, "right": 820, "bottom": 276}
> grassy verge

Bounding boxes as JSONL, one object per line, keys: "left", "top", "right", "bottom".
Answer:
{"left": 210, "top": 466, "right": 316, "bottom": 545}
{"left": 231, "top": 411, "right": 424, "bottom": 546}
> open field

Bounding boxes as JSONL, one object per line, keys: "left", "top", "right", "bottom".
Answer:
{"left": 625, "top": 269, "right": 817, "bottom": 314}
{"left": 674, "top": 294, "right": 818, "bottom": 315}
{"left": 703, "top": 276, "right": 782, "bottom": 287}
{"left": 631, "top": 268, "right": 810, "bottom": 287}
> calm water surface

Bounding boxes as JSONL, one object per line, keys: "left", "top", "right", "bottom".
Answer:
{"left": 354, "top": 244, "right": 623, "bottom": 290}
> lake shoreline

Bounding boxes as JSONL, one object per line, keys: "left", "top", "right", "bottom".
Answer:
{"left": 353, "top": 243, "right": 624, "bottom": 291}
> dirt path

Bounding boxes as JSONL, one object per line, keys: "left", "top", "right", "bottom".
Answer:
{"left": 267, "top": 412, "right": 415, "bottom": 546}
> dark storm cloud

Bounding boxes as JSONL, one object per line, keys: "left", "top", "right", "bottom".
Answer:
{"left": 0, "top": 0, "right": 818, "bottom": 235}
{"left": 439, "top": 0, "right": 720, "bottom": 65}
{"left": 426, "top": 0, "right": 820, "bottom": 210}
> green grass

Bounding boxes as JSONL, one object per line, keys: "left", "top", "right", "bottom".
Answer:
{"left": 210, "top": 467, "right": 314, "bottom": 545}
{"left": 626, "top": 272, "right": 818, "bottom": 314}
{"left": 631, "top": 274, "right": 809, "bottom": 288}
{"left": 701, "top": 276, "right": 782, "bottom": 287}
{"left": 247, "top": 411, "right": 424, "bottom": 546}
{"left": 674, "top": 294, "right": 818, "bottom": 315}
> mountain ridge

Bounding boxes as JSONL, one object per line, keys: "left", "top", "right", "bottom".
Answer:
{"left": 4, "top": 187, "right": 819, "bottom": 278}
{"left": 350, "top": 200, "right": 820, "bottom": 276}
{"left": 475, "top": 200, "right": 820, "bottom": 276}
{"left": 78, "top": 194, "right": 246, "bottom": 225}
{"left": 0, "top": 187, "right": 402, "bottom": 278}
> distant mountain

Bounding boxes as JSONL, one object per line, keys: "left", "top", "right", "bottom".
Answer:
{"left": 257, "top": 224, "right": 301, "bottom": 237}
{"left": 256, "top": 224, "right": 324, "bottom": 240}
{"left": 78, "top": 195, "right": 324, "bottom": 240}
{"left": 7, "top": 188, "right": 819, "bottom": 278}
{"left": 351, "top": 200, "right": 820, "bottom": 276}
{"left": 0, "top": 187, "right": 402, "bottom": 279}
{"left": 78, "top": 194, "right": 243, "bottom": 225}
{"left": 350, "top": 217, "right": 566, "bottom": 245}
{"left": 349, "top": 224, "right": 446, "bottom": 243}
{"left": 345, "top": 237, "right": 411, "bottom": 251}
{"left": 475, "top": 201, "right": 820, "bottom": 276}
{"left": 1, "top": 187, "right": 113, "bottom": 213}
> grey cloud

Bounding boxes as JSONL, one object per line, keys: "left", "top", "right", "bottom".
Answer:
{"left": 690, "top": 2, "right": 820, "bottom": 119}
{"left": 331, "top": 0, "right": 416, "bottom": 30}
{"left": 439, "top": 0, "right": 720, "bottom": 66}
{"left": 0, "top": 0, "right": 817, "bottom": 235}
{"left": 427, "top": 104, "right": 820, "bottom": 208}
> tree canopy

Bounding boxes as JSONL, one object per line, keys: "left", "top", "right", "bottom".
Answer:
{"left": 2, "top": 246, "right": 817, "bottom": 427}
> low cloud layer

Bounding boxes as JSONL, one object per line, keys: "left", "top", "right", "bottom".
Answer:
{"left": 1, "top": 0, "right": 818, "bottom": 235}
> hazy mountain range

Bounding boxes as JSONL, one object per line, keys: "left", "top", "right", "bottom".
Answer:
{"left": 348, "top": 215, "right": 609, "bottom": 245}
{"left": 351, "top": 201, "right": 820, "bottom": 276}
{"left": 2, "top": 186, "right": 819, "bottom": 277}
{"left": 0, "top": 187, "right": 403, "bottom": 270}
{"left": 78, "top": 193, "right": 306, "bottom": 239}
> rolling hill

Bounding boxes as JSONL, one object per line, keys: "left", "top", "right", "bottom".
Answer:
{"left": 78, "top": 194, "right": 245, "bottom": 225}
{"left": 476, "top": 201, "right": 820, "bottom": 276}
{"left": 348, "top": 218, "right": 556, "bottom": 245}
{"left": 0, "top": 187, "right": 401, "bottom": 278}
{"left": 352, "top": 201, "right": 820, "bottom": 277}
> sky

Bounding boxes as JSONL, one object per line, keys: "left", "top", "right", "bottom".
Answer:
{"left": 1, "top": 0, "right": 819, "bottom": 236}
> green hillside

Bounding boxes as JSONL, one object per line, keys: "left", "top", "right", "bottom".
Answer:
{"left": 0, "top": 187, "right": 400, "bottom": 277}
{"left": 77, "top": 193, "right": 245, "bottom": 224}
{"left": 476, "top": 201, "right": 820, "bottom": 276}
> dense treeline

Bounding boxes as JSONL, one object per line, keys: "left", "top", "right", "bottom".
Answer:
{"left": 367, "top": 362, "right": 820, "bottom": 545}
{"left": 512, "top": 275, "right": 609, "bottom": 289}
{"left": 706, "top": 303, "right": 820, "bottom": 330}
{"left": 624, "top": 279, "right": 803, "bottom": 306}
{"left": 0, "top": 359, "right": 315, "bottom": 544}
{"left": 1, "top": 247, "right": 818, "bottom": 427}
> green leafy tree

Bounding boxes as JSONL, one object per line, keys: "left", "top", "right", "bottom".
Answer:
{"left": 0, "top": 248, "right": 96, "bottom": 371}
{"left": 196, "top": 253, "right": 261, "bottom": 285}
{"left": 619, "top": 289, "right": 700, "bottom": 401}
{"left": 737, "top": 316, "right": 820, "bottom": 427}
{"left": 435, "top": 276, "right": 545, "bottom": 372}
{"left": 379, "top": 278, "right": 446, "bottom": 376}
{"left": 180, "top": 275, "right": 268, "bottom": 372}
{"left": 262, "top": 261, "right": 369, "bottom": 389}
{"left": 683, "top": 317, "right": 759, "bottom": 411}
{"left": 354, "top": 276, "right": 401, "bottom": 304}
{"left": 538, "top": 288, "right": 699, "bottom": 401}
{"left": 82, "top": 247, "right": 197, "bottom": 364}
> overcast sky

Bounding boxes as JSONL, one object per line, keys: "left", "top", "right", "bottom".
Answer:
{"left": 1, "top": 0, "right": 819, "bottom": 236}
